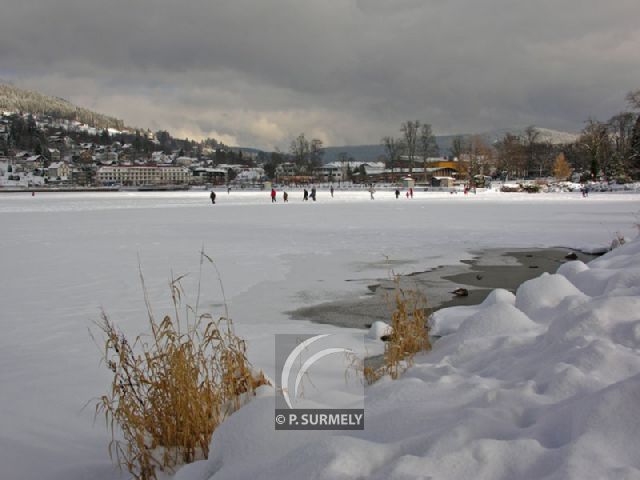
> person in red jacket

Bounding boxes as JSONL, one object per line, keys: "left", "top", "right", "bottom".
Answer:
{"left": 271, "top": 188, "right": 277, "bottom": 202}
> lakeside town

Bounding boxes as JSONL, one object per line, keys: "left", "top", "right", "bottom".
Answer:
{"left": 1, "top": 104, "right": 639, "bottom": 194}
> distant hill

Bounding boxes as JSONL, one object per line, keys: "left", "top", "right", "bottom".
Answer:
{"left": 479, "top": 127, "right": 579, "bottom": 146}
{"left": 323, "top": 127, "right": 579, "bottom": 163}
{"left": 322, "top": 136, "right": 459, "bottom": 162}
{"left": 0, "top": 83, "right": 125, "bottom": 130}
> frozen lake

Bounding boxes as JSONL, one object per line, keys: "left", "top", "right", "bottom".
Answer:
{"left": 1, "top": 189, "right": 639, "bottom": 480}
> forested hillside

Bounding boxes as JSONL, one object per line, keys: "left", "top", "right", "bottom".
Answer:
{"left": 0, "top": 83, "right": 124, "bottom": 130}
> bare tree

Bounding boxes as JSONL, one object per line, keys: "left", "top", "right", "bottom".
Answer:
{"left": 337, "top": 152, "right": 349, "bottom": 184}
{"left": 290, "top": 133, "right": 309, "bottom": 173}
{"left": 523, "top": 126, "right": 541, "bottom": 178}
{"left": 309, "top": 138, "right": 324, "bottom": 171}
{"left": 382, "top": 136, "right": 404, "bottom": 179}
{"left": 578, "top": 119, "right": 611, "bottom": 179}
{"left": 495, "top": 133, "right": 525, "bottom": 179}
{"left": 466, "top": 135, "right": 493, "bottom": 184}
{"left": 290, "top": 134, "right": 323, "bottom": 175}
{"left": 626, "top": 89, "right": 640, "bottom": 109}
{"left": 419, "top": 123, "right": 439, "bottom": 182}
{"left": 401, "top": 120, "right": 420, "bottom": 176}
{"left": 451, "top": 135, "right": 468, "bottom": 161}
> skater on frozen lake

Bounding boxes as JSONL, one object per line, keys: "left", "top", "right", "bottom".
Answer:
{"left": 395, "top": 188, "right": 400, "bottom": 199}
{"left": 303, "top": 189, "right": 309, "bottom": 201}
{"left": 210, "top": 191, "right": 216, "bottom": 204}
{"left": 283, "top": 191, "right": 289, "bottom": 203}
{"left": 271, "top": 188, "right": 277, "bottom": 202}
{"left": 310, "top": 187, "right": 317, "bottom": 201}
{"left": 330, "top": 185, "right": 334, "bottom": 197}
{"left": 369, "top": 185, "right": 375, "bottom": 200}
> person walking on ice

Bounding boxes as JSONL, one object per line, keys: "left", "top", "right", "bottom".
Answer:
{"left": 210, "top": 191, "right": 216, "bottom": 204}
{"left": 283, "top": 191, "right": 289, "bottom": 202}
{"left": 271, "top": 188, "right": 277, "bottom": 203}
{"left": 369, "top": 185, "right": 375, "bottom": 200}
{"left": 330, "top": 185, "right": 334, "bottom": 197}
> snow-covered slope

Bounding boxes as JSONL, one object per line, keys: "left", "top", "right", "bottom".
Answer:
{"left": 178, "top": 234, "right": 640, "bottom": 480}
{"left": 0, "top": 83, "right": 124, "bottom": 129}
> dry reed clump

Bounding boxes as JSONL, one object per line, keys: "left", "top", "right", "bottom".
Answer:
{"left": 365, "top": 279, "right": 431, "bottom": 384}
{"left": 95, "top": 257, "right": 268, "bottom": 480}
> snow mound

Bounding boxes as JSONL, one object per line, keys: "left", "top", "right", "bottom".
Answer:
{"left": 429, "top": 288, "right": 515, "bottom": 336}
{"left": 367, "top": 321, "right": 392, "bottom": 340}
{"left": 429, "top": 304, "right": 482, "bottom": 337}
{"left": 482, "top": 288, "right": 516, "bottom": 306}
{"left": 454, "top": 303, "right": 537, "bottom": 341}
{"left": 556, "top": 259, "right": 589, "bottom": 278}
{"left": 515, "top": 273, "right": 587, "bottom": 322}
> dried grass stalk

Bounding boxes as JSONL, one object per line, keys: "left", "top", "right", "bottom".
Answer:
{"left": 95, "top": 261, "right": 268, "bottom": 480}
{"left": 365, "top": 279, "right": 431, "bottom": 383}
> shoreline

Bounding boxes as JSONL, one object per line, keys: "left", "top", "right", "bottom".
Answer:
{"left": 289, "top": 247, "right": 601, "bottom": 330}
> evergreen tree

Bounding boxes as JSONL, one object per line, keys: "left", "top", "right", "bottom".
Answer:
{"left": 625, "top": 89, "right": 640, "bottom": 179}
{"left": 630, "top": 116, "right": 640, "bottom": 179}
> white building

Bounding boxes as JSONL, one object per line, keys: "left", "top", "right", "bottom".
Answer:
{"left": 176, "top": 156, "right": 197, "bottom": 167}
{"left": 97, "top": 165, "right": 191, "bottom": 186}
{"left": 234, "top": 167, "right": 265, "bottom": 184}
{"left": 48, "top": 162, "right": 70, "bottom": 179}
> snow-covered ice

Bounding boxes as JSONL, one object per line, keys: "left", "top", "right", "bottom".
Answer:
{"left": 1, "top": 189, "right": 640, "bottom": 479}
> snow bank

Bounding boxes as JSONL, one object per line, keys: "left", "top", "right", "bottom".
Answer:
{"left": 178, "top": 235, "right": 640, "bottom": 480}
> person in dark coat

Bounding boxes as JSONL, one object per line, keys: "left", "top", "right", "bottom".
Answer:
{"left": 395, "top": 188, "right": 400, "bottom": 199}
{"left": 283, "top": 191, "right": 289, "bottom": 202}
{"left": 330, "top": 185, "right": 334, "bottom": 197}
{"left": 303, "top": 189, "right": 309, "bottom": 201}
{"left": 210, "top": 191, "right": 216, "bottom": 204}
{"left": 310, "top": 187, "right": 317, "bottom": 201}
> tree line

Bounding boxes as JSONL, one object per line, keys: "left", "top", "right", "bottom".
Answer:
{"left": 380, "top": 89, "right": 640, "bottom": 183}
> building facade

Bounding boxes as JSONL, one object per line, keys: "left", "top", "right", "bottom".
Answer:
{"left": 97, "top": 165, "right": 190, "bottom": 186}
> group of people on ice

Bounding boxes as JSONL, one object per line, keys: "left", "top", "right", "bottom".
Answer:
{"left": 393, "top": 187, "right": 413, "bottom": 199}
{"left": 210, "top": 185, "right": 421, "bottom": 204}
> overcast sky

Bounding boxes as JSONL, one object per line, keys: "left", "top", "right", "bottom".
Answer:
{"left": 1, "top": 0, "right": 639, "bottom": 149}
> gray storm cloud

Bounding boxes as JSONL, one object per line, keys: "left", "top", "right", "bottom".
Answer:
{"left": 1, "top": 0, "right": 639, "bottom": 149}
